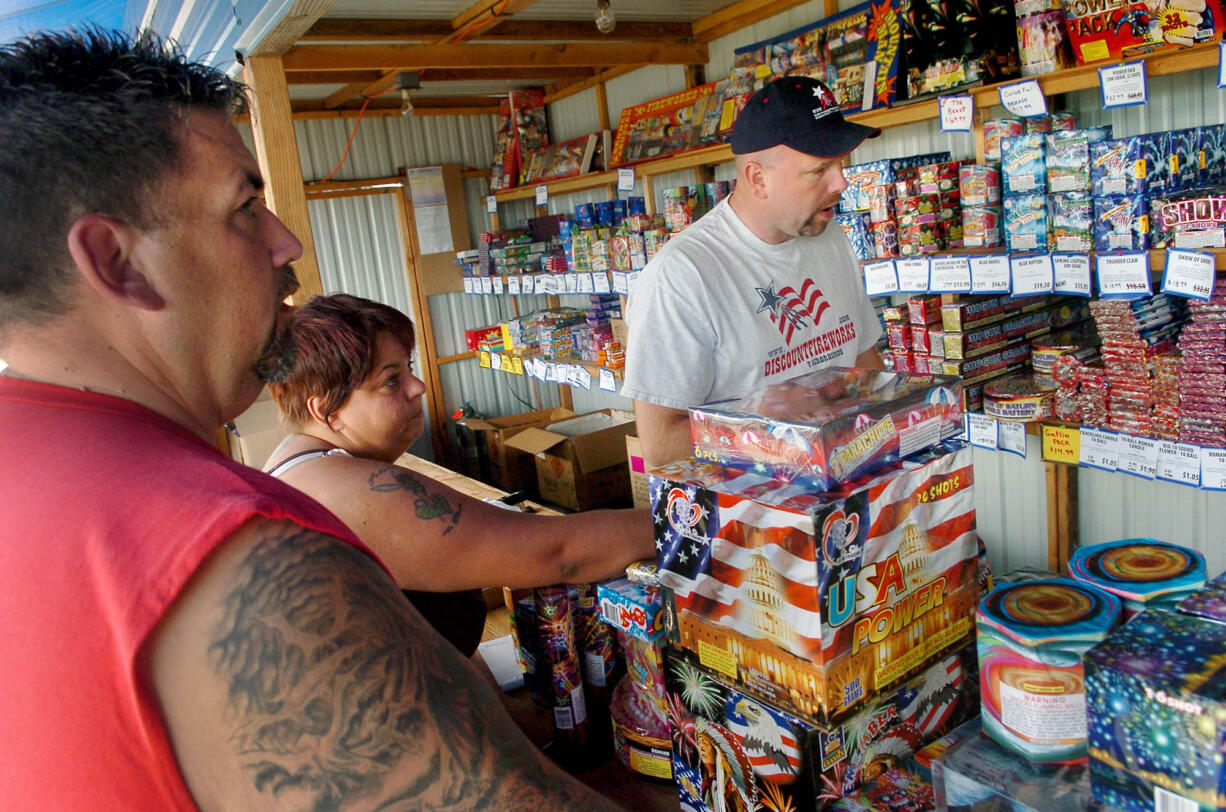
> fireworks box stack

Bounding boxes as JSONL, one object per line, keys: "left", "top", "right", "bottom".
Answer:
{"left": 839, "top": 153, "right": 953, "bottom": 260}
{"left": 648, "top": 367, "right": 984, "bottom": 810}
{"left": 1175, "top": 279, "right": 1226, "bottom": 448}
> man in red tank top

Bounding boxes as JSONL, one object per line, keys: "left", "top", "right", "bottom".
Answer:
{"left": 0, "top": 29, "right": 623, "bottom": 811}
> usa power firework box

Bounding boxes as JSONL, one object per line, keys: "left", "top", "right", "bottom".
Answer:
{"left": 650, "top": 442, "right": 979, "bottom": 724}
{"left": 665, "top": 642, "right": 979, "bottom": 811}
{"left": 688, "top": 367, "right": 964, "bottom": 491}
{"left": 1084, "top": 608, "right": 1226, "bottom": 812}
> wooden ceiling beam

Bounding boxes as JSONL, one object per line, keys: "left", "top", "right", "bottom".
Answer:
{"left": 245, "top": 0, "right": 334, "bottom": 57}
{"left": 544, "top": 64, "right": 644, "bottom": 104}
{"left": 288, "top": 66, "right": 592, "bottom": 85}
{"left": 447, "top": 0, "right": 542, "bottom": 42}
{"left": 300, "top": 18, "right": 694, "bottom": 43}
{"left": 283, "top": 41, "right": 709, "bottom": 71}
{"left": 691, "top": 0, "right": 816, "bottom": 43}
{"left": 287, "top": 96, "right": 502, "bottom": 117}
{"left": 286, "top": 70, "right": 385, "bottom": 85}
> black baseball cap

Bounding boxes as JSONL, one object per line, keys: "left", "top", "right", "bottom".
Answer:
{"left": 729, "top": 75, "right": 881, "bottom": 158}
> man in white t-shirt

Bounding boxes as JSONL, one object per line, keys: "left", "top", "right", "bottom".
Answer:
{"left": 623, "top": 76, "right": 887, "bottom": 467}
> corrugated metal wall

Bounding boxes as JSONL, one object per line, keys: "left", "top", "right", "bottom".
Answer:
{"left": 261, "top": 7, "right": 1225, "bottom": 568}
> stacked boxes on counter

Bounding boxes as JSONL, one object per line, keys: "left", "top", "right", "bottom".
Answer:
{"left": 498, "top": 297, "right": 627, "bottom": 368}
{"left": 838, "top": 152, "right": 956, "bottom": 260}
{"left": 647, "top": 368, "right": 984, "bottom": 809}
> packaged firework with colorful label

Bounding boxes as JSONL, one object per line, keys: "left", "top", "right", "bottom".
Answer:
{"left": 664, "top": 642, "right": 978, "bottom": 811}
{"left": 1093, "top": 194, "right": 1149, "bottom": 251}
{"left": 533, "top": 586, "right": 590, "bottom": 762}
{"left": 962, "top": 205, "right": 1002, "bottom": 247}
{"left": 1140, "top": 131, "right": 1171, "bottom": 195}
{"left": 841, "top": 160, "right": 894, "bottom": 213}
{"left": 985, "top": 118, "right": 1024, "bottom": 162}
{"left": 835, "top": 212, "right": 874, "bottom": 260}
{"left": 1198, "top": 124, "right": 1226, "bottom": 187}
{"left": 1168, "top": 127, "right": 1200, "bottom": 192}
{"left": 1049, "top": 191, "right": 1095, "bottom": 252}
{"left": 598, "top": 577, "right": 667, "bottom": 642}
{"left": 1062, "top": 0, "right": 1225, "bottom": 65}
{"left": 650, "top": 442, "right": 979, "bottom": 723}
{"left": 1091, "top": 138, "right": 1147, "bottom": 196}
{"left": 1046, "top": 127, "right": 1112, "bottom": 193}
{"left": 689, "top": 367, "right": 964, "bottom": 490}
{"left": 959, "top": 163, "right": 1001, "bottom": 206}
{"left": 1002, "top": 134, "right": 1048, "bottom": 195}
{"left": 1004, "top": 192, "right": 1048, "bottom": 252}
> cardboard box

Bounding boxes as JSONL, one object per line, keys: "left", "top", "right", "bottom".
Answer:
{"left": 626, "top": 434, "right": 650, "bottom": 509}
{"left": 651, "top": 443, "right": 980, "bottom": 724}
{"left": 228, "top": 391, "right": 285, "bottom": 468}
{"left": 460, "top": 407, "right": 575, "bottom": 493}
{"left": 506, "top": 409, "right": 637, "bottom": 510}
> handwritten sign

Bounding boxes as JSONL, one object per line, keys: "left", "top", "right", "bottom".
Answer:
{"left": 939, "top": 95, "right": 973, "bottom": 132}
{"left": 1099, "top": 61, "right": 1147, "bottom": 108}
{"left": 998, "top": 79, "right": 1047, "bottom": 118}
{"left": 1041, "top": 424, "right": 1080, "bottom": 465}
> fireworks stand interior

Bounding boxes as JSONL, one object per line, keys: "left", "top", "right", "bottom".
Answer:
{"left": 66, "top": 0, "right": 1226, "bottom": 807}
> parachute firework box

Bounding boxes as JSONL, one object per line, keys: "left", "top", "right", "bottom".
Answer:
{"left": 1084, "top": 608, "right": 1226, "bottom": 812}
{"left": 664, "top": 640, "right": 979, "bottom": 811}
{"left": 1091, "top": 138, "right": 1147, "bottom": 197}
{"left": 688, "top": 367, "right": 964, "bottom": 490}
{"left": 1061, "top": 0, "right": 1224, "bottom": 65}
{"left": 1094, "top": 194, "right": 1149, "bottom": 251}
{"left": 650, "top": 442, "right": 980, "bottom": 724}
{"left": 1001, "top": 134, "right": 1048, "bottom": 195}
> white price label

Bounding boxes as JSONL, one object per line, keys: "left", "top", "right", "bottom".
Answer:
{"left": 522, "top": 357, "right": 536, "bottom": 377}
{"left": 550, "top": 363, "right": 568, "bottom": 384}
{"left": 863, "top": 260, "right": 899, "bottom": 296}
{"left": 593, "top": 272, "right": 612, "bottom": 294}
{"left": 617, "top": 167, "right": 635, "bottom": 193}
{"left": 463, "top": 277, "right": 474, "bottom": 294}
{"left": 1220, "top": 41, "right": 1226, "bottom": 88}
{"left": 998, "top": 79, "right": 1048, "bottom": 118}
{"left": 480, "top": 276, "right": 494, "bottom": 295}
{"left": 1079, "top": 428, "right": 1120, "bottom": 471}
{"left": 534, "top": 360, "right": 548, "bottom": 381}
{"left": 1099, "top": 61, "right": 1148, "bottom": 108}
{"left": 1118, "top": 435, "right": 1158, "bottom": 479}
{"left": 930, "top": 256, "right": 972, "bottom": 292}
{"left": 939, "top": 95, "right": 974, "bottom": 132}
{"left": 1201, "top": 448, "right": 1226, "bottom": 490}
{"left": 535, "top": 184, "right": 548, "bottom": 206}
{"left": 1010, "top": 254, "right": 1054, "bottom": 296}
{"left": 564, "top": 274, "right": 578, "bottom": 293}
{"left": 598, "top": 369, "right": 617, "bottom": 392}
{"left": 578, "top": 272, "right": 595, "bottom": 293}
{"left": 507, "top": 275, "right": 521, "bottom": 296}
{"left": 625, "top": 270, "right": 641, "bottom": 295}
{"left": 492, "top": 276, "right": 504, "bottom": 295}
{"left": 490, "top": 352, "right": 503, "bottom": 371}
{"left": 896, "top": 258, "right": 931, "bottom": 293}
{"left": 612, "top": 272, "right": 630, "bottom": 294}
{"left": 1157, "top": 441, "right": 1202, "bottom": 487}
{"left": 485, "top": 194, "right": 498, "bottom": 214}
{"left": 1097, "top": 252, "right": 1151, "bottom": 297}
{"left": 970, "top": 254, "right": 1012, "bottom": 294}
{"left": 1161, "top": 248, "right": 1215, "bottom": 300}
{"left": 1052, "top": 253, "right": 1092, "bottom": 296}
{"left": 968, "top": 414, "right": 999, "bottom": 449}
{"left": 998, "top": 421, "right": 1027, "bottom": 457}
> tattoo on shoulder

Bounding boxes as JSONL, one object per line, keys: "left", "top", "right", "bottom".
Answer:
{"left": 209, "top": 526, "right": 596, "bottom": 810}
{"left": 367, "top": 466, "right": 462, "bottom": 535}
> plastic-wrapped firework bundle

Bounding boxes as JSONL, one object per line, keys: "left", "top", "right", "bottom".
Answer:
{"left": 866, "top": 183, "right": 893, "bottom": 223}
{"left": 1050, "top": 352, "right": 1086, "bottom": 422}
{"left": 1031, "top": 329, "right": 1100, "bottom": 377}
{"left": 608, "top": 673, "right": 671, "bottom": 781}
{"left": 1176, "top": 279, "right": 1226, "bottom": 447}
{"left": 1048, "top": 191, "right": 1094, "bottom": 252}
{"left": 1023, "top": 114, "right": 1053, "bottom": 134}
{"left": 533, "top": 585, "right": 590, "bottom": 764}
{"left": 959, "top": 163, "right": 1001, "bottom": 206}
{"left": 871, "top": 220, "right": 899, "bottom": 258}
{"left": 976, "top": 578, "right": 1122, "bottom": 763}
{"left": 1017, "top": 10, "right": 1075, "bottom": 76}
{"left": 572, "top": 583, "right": 619, "bottom": 694}
{"left": 1075, "top": 362, "right": 1110, "bottom": 428}
{"left": 1069, "top": 539, "right": 1207, "bottom": 619}
{"left": 1150, "top": 352, "right": 1181, "bottom": 441}
{"left": 962, "top": 205, "right": 1002, "bottom": 247}
{"left": 1049, "top": 112, "right": 1076, "bottom": 131}
{"left": 984, "top": 118, "right": 1023, "bottom": 162}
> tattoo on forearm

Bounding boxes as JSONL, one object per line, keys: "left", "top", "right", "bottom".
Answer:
{"left": 367, "top": 467, "right": 462, "bottom": 535}
{"left": 209, "top": 528, "right": 602, "bottom": 810}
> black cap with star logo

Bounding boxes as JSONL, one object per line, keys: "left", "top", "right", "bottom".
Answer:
{"left": 729, "top": 75, "right": 880, "bottom": 159}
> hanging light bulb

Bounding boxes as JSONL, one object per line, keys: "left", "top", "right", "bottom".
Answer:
{"left": 399, "top": 88, "right": 414, "bottom": 117}
{"left": 395, "top": 71, "right": 420, "bottom": 118}
{"left": 595, "top": 0, "right": 616, "bottom": 34}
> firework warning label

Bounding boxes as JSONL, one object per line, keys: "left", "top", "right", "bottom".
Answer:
{"left": 1000, "top": 681, "right": 1086, "bottom": 742}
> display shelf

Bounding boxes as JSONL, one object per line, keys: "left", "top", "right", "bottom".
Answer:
{"left": 477, "top": 350, "right": 624, "bottom": 386}
{"left": 494, "top": 169, "right": 619, "bottom": 202}
{"left": 860, "top": 246, "right": 1226, "bottom": 272}
{"left": 463, "top": 269, "right": 627, "bottom": 296}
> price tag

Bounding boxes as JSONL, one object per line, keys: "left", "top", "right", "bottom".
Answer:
{"left": 598, "top": 368, "right": 618, "bottom": 392}
{"left": 593, "top": 272, "right": 612, "bottom": 294}
{"left": 572, "top": 365, "right": 593, "bottom": 391}
{"left": 578, "top": 272, "right": 595, "bottom": 293}
{"left": 1201, "top": 448, "right": 1226, "bottom": 490}
{"left": 612, "top": 272, "right": 630, "bottom": 294}
{"left": 478, "top": 351, "right": 491, "bottom": 369}
{"left": 534, "top": 360, "right": 548, "bottom": 381}
{"left": 998, "top": 421, "right": 1027, "bottom": 457}
{"left": 490, "top": 352, "right": 503, "bottom": 371}
{"left": 480, "top": 276, "right": 493, "bottom": 295}
{"left": 549, "top": 363, "right": 567, "bottom": 384}
{"left": 1079, "top": 427, "right": 1120, "bottom": 471}
{"left": 1157, "top": 440, "right": 1202, "bottom": 487}
{"left": 997, "top": 79, "right": 1047, "bottom": 118}
{"left": 507, "top": 275, "right": 521, "bottom": 296}
{"left": 1041, "top": 424, "right": 1080, "bottom": 464}
{"left": 1220, "top": 41, "right": 1226, "bottom": 88}
{"left": 970, "top": 254, "right": 1011, "bottom": 294}
{"left": 938, "top": 94, "right": 974, "bottom": 132}
{"left": 1099, "top": 61, "right": 1147, "bottom": 108}
{"left": 863, "top": 260, "right": 899, "bottom": 296}
{"left": 523, "top": 357, "right": 536, "bottom": 377}
{"left": 485, "top": 194, "right": 498, "bottom": 214}
{"left": 967, "top": 414, "right": 999, "bottom": 449}
{"left": 491, "top": 276, "right": 504, "bottom": 295}
{"left": 617, "top": 167, "right": 635, "bottom": 193}
{"left": 463, "top": 277, "right": 474, "bottom": 294}
{"left": 1117, "top": 435, "right": 1158, "bottom": 479}
{"left": 1052, "top": 253, "right": 1092, "bottom": 297}
{"left": 1096, "top": 251, "right": 1151, "bottom": 298}
{"left": 954, "top": 415, "right": 969, "bottom": 443}
{"left": 534, "top": 184, "right": 548, "bottom": 206}
{"left": 929, "top": 256, "right": 972, "bottom": 293}
{"left": 510, "top": 356, "right": 524, "bottom": 375}
{"left": 564, "top": 274, "right": 579, "bottom": 293}
{"left": 1161, "top": 248, "right": 1215, "bottom": 300}
{"left": 896, "top": 258, "right": 931, "bottom": 294}
{"left": 1010, "top": 253, "right": 1054, "bottom": 296}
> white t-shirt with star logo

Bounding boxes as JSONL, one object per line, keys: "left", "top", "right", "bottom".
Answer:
{"left": 622, "top": 197, "right": 882, "bottom": 410}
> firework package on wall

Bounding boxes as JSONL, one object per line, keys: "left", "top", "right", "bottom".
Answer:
{"left": 897, "top": 0, "right": 1021, "bottom": 100}
{"left": 1061, "top": 0, "right": 1225, "bottom": 65}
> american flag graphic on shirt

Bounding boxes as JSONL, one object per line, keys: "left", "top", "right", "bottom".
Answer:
{"left": 756, "top": 278, "right": 831, "bottom": 344}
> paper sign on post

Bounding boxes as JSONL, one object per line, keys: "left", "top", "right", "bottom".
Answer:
{"left": 967, "top": 414, "right": 999, "bottom": 449}
{"left": 1118, "top": 435, "right": 1158, "bottom": 479}
{"left": 598, "top": 369, "right": 617, "bottom": 392}
{"left": 572, "top": 365, "right": 593, "bottom": 391}
{"left": 578, "top": 272, "right": 595, "bottom": 293}
{"left": 863, "top": 260, "right": 899, "bottom": 296}
{"left": 998, "top": 79, "right": 1047, "bottom": 118}
{"left": 1162, "top": 248, "right": 1215, "bottom": 300}
{"left": 1099, "top": 61, "right": 1147, "bottom": 108}
{"left": 929, "top": 256, "right": 972, "bottom": 292}
{"left": 939, "top": 95, "right": 973, "bottom": 132}
{"left": 480, "top": 276, "right": 493, "bottom": 295}
{"left": 1010, "top": 254, "right": 1054, "bottom": 296}
{"left": 1041, "top": 424, "right": 1080, "bottom": 464}
{"left": 617, "top": 168, "right": 635, "bottom": 193}
{"left": 998, "top": 421, "right": 1027, "bottom": 457}
{"left": 1157, "top": 440, "right": 1202, "bottom": 487}
{"left": 1096, "top": 252, "right": 1151, "bottom": 298}
{"left": 896, "top": 258, "right": 931, "bottom": 294}
{"left": 490, "top": 352, "right": 503, "bottom": 371}
{"left": 1079, "top": 427, "right": 1120, "bottom": 471}
{"left": 485, "top": 194, "right": 498, "bottom": 214}
{"left": 1052, "top": 253, "right": 1092, "bottom": 296}
{"left": 970, "top": 254, "right": 1011, "bottom": 294}
{"left": 1201, "top": 448, "right": 1226, "bottom": 490}
{"left": 478, "top": 351, "right": 491, "bottom": 369}
{"left": 534, "top": 361, "right": 548, "bottom": 381}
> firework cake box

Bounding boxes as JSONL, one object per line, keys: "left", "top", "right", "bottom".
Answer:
{"left": 1177, "top": 571, "right": 1226, "bottom": 624}
{"left": 1084, "top": 608, "right": 1226, "bottom": 812}
{"left": 650, "top": 442, "right": 980, "bottom": 724}
{"left": 688, "top": 367, "right": 964, "bottom": 491}
{"left": 665, "top": 642, "right": 979, "bottom": 811}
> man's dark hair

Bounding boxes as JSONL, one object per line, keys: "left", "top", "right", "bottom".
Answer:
{"left": 0, "top": 27, "right": 248, "bottom": 327}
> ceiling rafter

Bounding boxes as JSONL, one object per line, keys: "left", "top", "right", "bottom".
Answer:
{"left": 300, "top": 18, "right": 695, "bottom": 43}
{"left": 283, "top": 41, "right": 710, "bottom": 72}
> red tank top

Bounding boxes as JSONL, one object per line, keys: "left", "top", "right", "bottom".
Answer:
{"left": 0, "top": 377, "right": 371, "bottom": 809}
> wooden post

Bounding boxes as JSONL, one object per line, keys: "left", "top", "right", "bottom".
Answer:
{"left": 1045, "top": 461, "right": 1079, "bottom": 572}
{"left": 393, "top": 186, "right": 450, "bottom": 465}
{"left": 242, "top": 55, "right": 323, "bottom": 300}
{"left": 595, "top": 80, "right": 611, "bottom": 132}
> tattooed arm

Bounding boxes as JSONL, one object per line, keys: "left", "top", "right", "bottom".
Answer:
{"left": 273, "top": 453, "right": 654, "bottom": 592}
{"left": 148, "top": 517, "right": 625, "bottom": 811}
